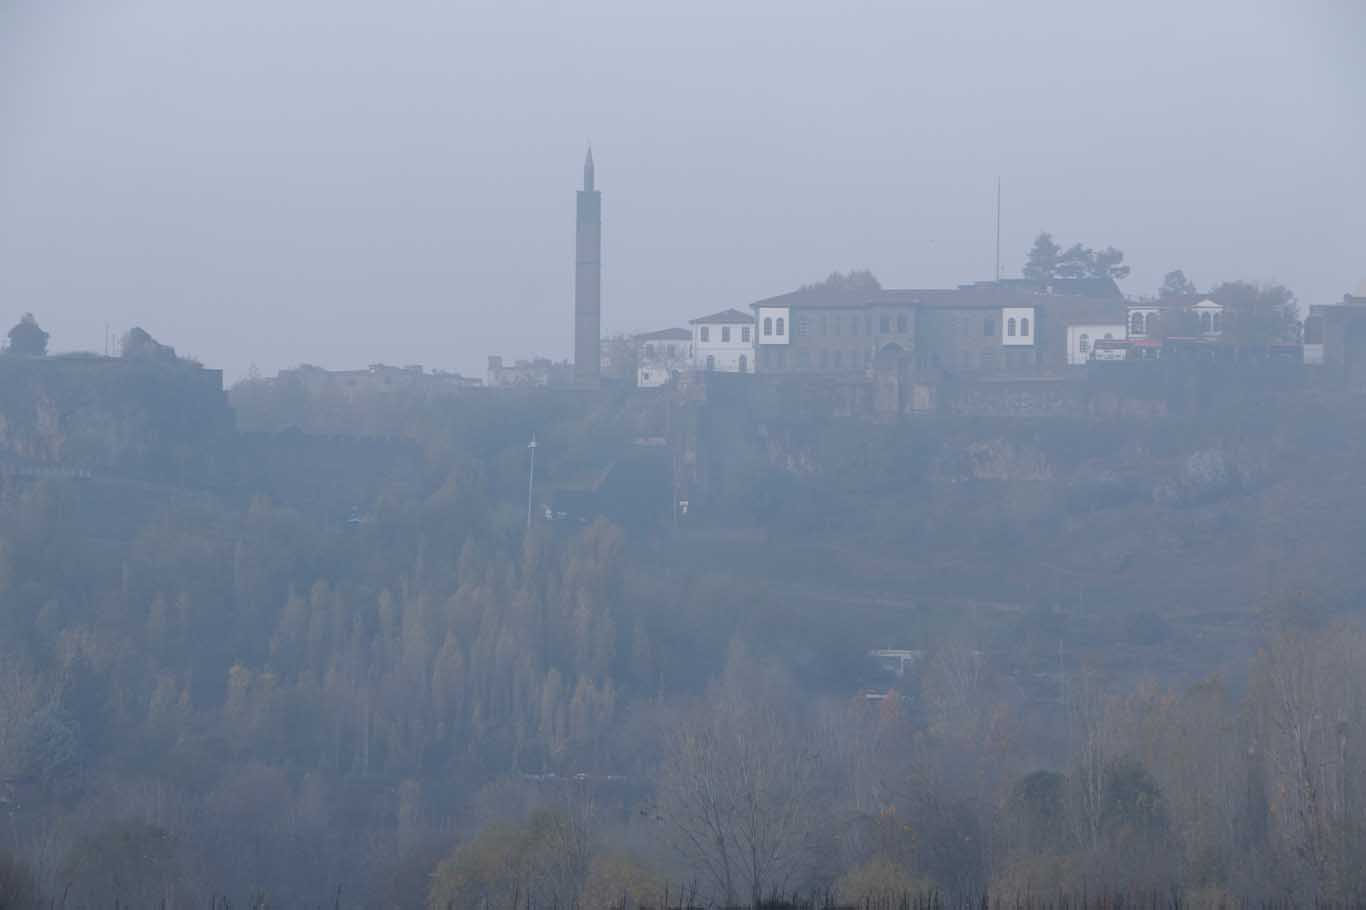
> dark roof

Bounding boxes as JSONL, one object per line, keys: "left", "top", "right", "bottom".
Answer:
{"left": 750, "top": 286, "right": 883, "bottom": 311}
{"left": 690, "top": 307, "right": 754, "bottom": 325}
{"left": 636, "top": 327, "right": 691, "bottom": 341}
{"left": 970, "top": 277, "right": 1124, "bottom": 299}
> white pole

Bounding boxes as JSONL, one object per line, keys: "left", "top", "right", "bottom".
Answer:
{"left": 526, "top": 434, "right": 538, "bottom": 529}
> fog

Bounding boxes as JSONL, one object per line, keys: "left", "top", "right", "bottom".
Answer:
{"left": 1, "top": 0, "right": 1362, "bottom": 379}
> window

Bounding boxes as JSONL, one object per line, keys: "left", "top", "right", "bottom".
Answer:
{"left": 865, "top": 315, "right": 872, "bottom": 335}
{"left": 984, "top": 317, "right": 995, "bottom": 337}
{"left": 833, "top": 350, "right": 843, "bottom": 368}
{"left": 764, "top": 317, "right": 773, "bottom": 336}
{"left": 1129, "top": 312, "right": 1145, "bottom": 335}
{"left": 706, "top": 355, "right": 715, "bottom": 370}
{"left": 776, "top": 317, "right": 785, "bottom": 336}
{"left": 722, "top": 326, "right": 731, "bottom": 343}
{"left": 742, "top": 326, "right": 751, "bottom": 342}
{"left": 798, "top": 316, "right": 810, "bottom": 336}
{"left": 645, "top": 344, "right": 654, "bottom": 357}
{"left": 666, "top": 344, "right": 675, "bottom": 355}
{"left": 1200, "top": 311, "right": 1213, "bottom": 332}
{"left": 851, "top": 316, "right": 860, "bottom": 335}
{"left": 819, "top": 316, "right": 828, "bottom": 336}
{"left": 879, "top": 315, "right": 891, "bottom": 333}
{"left": 831, "top": 315, "right": 841, "bottom": 337}
{"left": 700, "top": 326, "right": 710, "bottom": 342}
{"left": 798, "top": 349, "right": 810, "bottom": 367}
{"left": 1079, "top": 333, "right": 1090, "bottom": 354}
{"left": 865, "top": 350, "right": 872, "bottom": 367}
{"left": 820, "top": 350, "right": 829, "bottom": 369}
{"left": 896, "top": 314, "right": 907, "bottom": 333}
{"left": 739, "top": 354, "right": 748, "bottom": 373}
{"left": 1211, "top": 312, "right": 1221, "bottom": 333}
{"left": 1007, "top": 318, "right": 1017, "bottom": 337}
{"left": 1020, "top": 317, "right": 1030, "bottom": 336}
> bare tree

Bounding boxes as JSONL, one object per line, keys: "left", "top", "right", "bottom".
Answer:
{"left": 657, "top": 647, "right": 820, "bottom": 905}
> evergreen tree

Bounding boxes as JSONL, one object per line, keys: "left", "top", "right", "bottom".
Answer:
{"left": 1159, "top": 269, "right": 1198, "bottom": 299}
{"left": 1022, "top": 232, "right": 1061, "bottom": 281}
{"left": 5, "top": 313, "right": 48, "bottom": 356}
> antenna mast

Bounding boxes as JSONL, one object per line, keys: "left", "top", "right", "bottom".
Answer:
{"left": 994, "top": 177, "right": 1002, "bottom": 282}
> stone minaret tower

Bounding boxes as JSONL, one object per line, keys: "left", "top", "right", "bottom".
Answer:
{"left": 573, "top": 148, "right": 602, "bottom": 386}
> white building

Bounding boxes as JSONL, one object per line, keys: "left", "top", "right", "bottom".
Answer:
{"left": 1066, "top": 324, "right": 1127, "bottom": 365}
{"left": 635, "top": 328, "right": 691, "bottom": 388}
{"left": 1127, "top": 297, "right": 1224, "bottom": 338}
{"left": 690, "top": 308, "right": 755, "bottom": 374}
{"left": 1001, "top": 306, "right": 1036, "bottom": 346}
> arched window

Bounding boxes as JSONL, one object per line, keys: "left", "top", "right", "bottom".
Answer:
{"left": 1007, "top": 318, "right": 1017, "bottom": 337}
{"left": 763, "top": 317, "right": 773, "bottom": 336}
{"left": 739, "top": 354, "right": 748, "bottom": 373}
{"left": 1020, "top": 317, "right": 1030, "bottom": 336}
{"left": 776, "top": 317, "right": 785, "bottom": 336}
{"left": 1200, "top": 311, "right": 1212, "bottom": 332}
{"left": 1211, "top": 312, "right": 1221, "bottom": 333}
{"left": 1129, "top": 312, "right": 1145, "bottom": 335}
{"left": 1079, "top": 333, "right": 1090, "bottom": 354}
{"left": 706, "top": 355, "right": 715, "bottom": 371}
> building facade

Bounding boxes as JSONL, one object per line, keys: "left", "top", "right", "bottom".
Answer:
{"left": 690, "top": 308, "right": 755, "bottom": 373}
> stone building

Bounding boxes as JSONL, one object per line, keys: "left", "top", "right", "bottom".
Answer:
{"left": 750, "top": 283, "right": 1123, "bottom": 378}
{"left": 1303, "top": 285, "right": 1366, "bottom": 385}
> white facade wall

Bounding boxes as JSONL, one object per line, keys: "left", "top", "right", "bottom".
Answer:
{"left": 756, "top": 306, "right": 791, "bottom": 345}
{"left": 1002, "top": 306, "right": 1036, "bottom": 346}
{"left": 693, "top": 322, "right": 754, "bottom": 373}
{"left": 1066, "top": 324, "right": 1127, "bottom": 366}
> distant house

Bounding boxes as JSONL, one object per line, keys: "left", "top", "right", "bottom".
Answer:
{"left": 486, "top": 356, "right": 572, "bottom": 388}
{"left": 635, "top": 328, "right": 691, "bottom": 387}
{"left": 1126, "top": 296, "right": 1225, "bottom": 340}
{"left": 1304, "top": 288, "right": 1366, "bottom": 385}
{"left": 1066, "top": 324, "right": 1127, "bottom": 366}
{"left": 690, "top": 308, "right": 755, "bottom": 374}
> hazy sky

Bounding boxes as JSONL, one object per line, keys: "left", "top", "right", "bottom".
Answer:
{"left": 2, "top": 0, "right": 1363, "bottom": 380}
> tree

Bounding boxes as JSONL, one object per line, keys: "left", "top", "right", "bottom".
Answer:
{"left": 1057, "top": 242, "right": 1130, "bottom": 281}
{"left": 5, "top": 313, "right": 48, "bottom": 356}
{"left": 801, "top": 269, "right": 882, "bottom": 294}
{"left": 1023, "top": 232, "right": 1062, "bottom": 281}
{"left": 1209, "top": 281, "right": 1299, "bottom": 344}
{"left": 657, "top": 646, "right": 820, "bottom": 905}
{"left": 427, "top": 810, "right": 593, "bottom": 910}
{"left": 578, "top": 853, "right": 665, "bottom": 910}
{"left": 1159, "top": 269, "right": 1198, "bottom": 299}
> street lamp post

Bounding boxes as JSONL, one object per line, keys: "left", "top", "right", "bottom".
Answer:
{"left": 526, "top": 433, "right": 538, "bottom": 530}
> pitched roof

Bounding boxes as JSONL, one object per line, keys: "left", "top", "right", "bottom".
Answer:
{"left": 690, "top": 307, "right": 754, "bottom": 325}
{"left": 636, "top": 327, "right": 691, "bottom": 341}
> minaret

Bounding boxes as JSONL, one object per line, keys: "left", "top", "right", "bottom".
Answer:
{"left": 573, "top": 147, "right": 602, "bottom": 387}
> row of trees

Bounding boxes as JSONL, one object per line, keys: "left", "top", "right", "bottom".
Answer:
{"left": 1023, "top": 233, "right": 1298, "bottom": 342}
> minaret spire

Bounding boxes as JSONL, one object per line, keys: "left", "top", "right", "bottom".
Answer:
{"left": 573, "top": 147, "right": 602, "bottom": 387}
